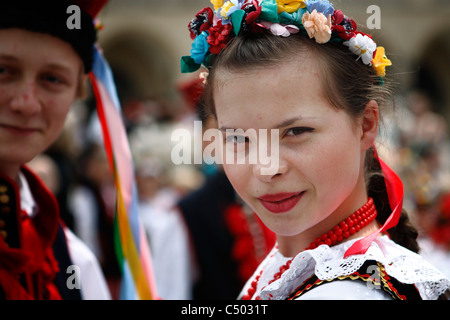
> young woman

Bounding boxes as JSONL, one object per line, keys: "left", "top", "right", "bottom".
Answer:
{"left": 0, "top": 0, "right": 110, "bottom": 299}
{"left": 181, "top": 0, "right": 450, "bottom": 299}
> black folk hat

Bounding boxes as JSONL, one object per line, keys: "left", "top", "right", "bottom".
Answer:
{"left": 0, "top": 0, "right": 108, "bottom": 73}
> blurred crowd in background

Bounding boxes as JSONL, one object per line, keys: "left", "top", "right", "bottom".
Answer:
{"left": 25, "top": 0, "right": 450, "bottom": 300}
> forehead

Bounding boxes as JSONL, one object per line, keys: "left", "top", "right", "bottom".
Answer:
{"left": 214, "top": 57, "right": 328, "bottom": 125}
{"left": 214, "top": 49, "right": 324, "bottom": 99}
{"left": 0, "top": 28, "right": 82, "bottom": 72}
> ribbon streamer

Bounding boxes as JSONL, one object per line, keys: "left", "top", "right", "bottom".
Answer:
{"left": 89, "top": 46, "right": 158, "bottom": 299}
{"left": 344, "top": 146, "right": 404, "bottom": 258}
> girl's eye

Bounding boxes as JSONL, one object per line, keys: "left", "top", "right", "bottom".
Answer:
{"left": 226, "top": 135, "right": 249, "bottom": 144}
{"left": 286, "top": 127, "right": 314, "bottom": 136}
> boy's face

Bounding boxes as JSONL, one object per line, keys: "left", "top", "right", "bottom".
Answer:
{"left": 0, "top": 28, "right": 83, "bottom": 176}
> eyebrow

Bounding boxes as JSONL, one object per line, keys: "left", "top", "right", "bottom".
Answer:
{"left": 219, "top": 116, "right": 309, "bottom": 132}
{"left": 0, "top": 54, "right": 19, "bottom": 62}
{"left": 274, "top": 117, "right": 303, "bottom": 129}
{"left": 0, "top": 54, "right": 73, "bottom": 73}
{"left": 44, "top": 63, "right": 73, "bottom": 74}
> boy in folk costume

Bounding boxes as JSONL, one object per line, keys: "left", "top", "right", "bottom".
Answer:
{"left": 0, "top": 0, "right": 112, "bottom": 299}
{"left": 182, "top": 0, "right": 450, "bottom": 299}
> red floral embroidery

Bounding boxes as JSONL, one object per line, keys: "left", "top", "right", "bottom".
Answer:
{"left": 224, "top": 204, "right": 276, "bottom": 285}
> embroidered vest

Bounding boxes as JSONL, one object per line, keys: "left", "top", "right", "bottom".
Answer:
{"left": 288, "top": 260, "right": 422, "bottom": 300}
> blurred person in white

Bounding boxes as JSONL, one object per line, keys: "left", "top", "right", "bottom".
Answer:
{"left": 132, "top": 128, "right": 196, "bottom": 300}
{"left": 67, "top": 143, "right": 120, "bottom": 298}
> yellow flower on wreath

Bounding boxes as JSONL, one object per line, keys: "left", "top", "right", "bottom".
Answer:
{"left": 211, "top": 0, "right": 225, "bottom": 11}
{"left": 219, "top": 1, "right": 237, "bottom": 20}
{"left": 372, "top": 46, "right": 392, "bottom": 77}
{"left": 276, "top": 0, "right": 306, "bottom": 14}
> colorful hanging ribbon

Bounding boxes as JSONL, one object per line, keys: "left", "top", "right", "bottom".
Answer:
{"left": 89, "top": 46, "right": 158, "bottom": 299}
{"left": 344, "top": 146, "right": 404, "bottom": 258}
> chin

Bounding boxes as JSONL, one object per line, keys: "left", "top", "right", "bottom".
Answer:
{"left": 7, "top": 150, "right": 42, "bottom": 168}
{"left": 258, "top": 211, "right": 308, "bottom": 238}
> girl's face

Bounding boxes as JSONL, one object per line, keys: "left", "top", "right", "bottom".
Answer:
{"left": 0, "top": 29, "right": 83, "bottom": 177}
{"left": 214, "top": 57, "right": 376, "bottom": 245}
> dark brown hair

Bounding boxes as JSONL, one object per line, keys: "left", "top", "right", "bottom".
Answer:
{"left": 204, "top": 31, "right": 419, "bottom": 253}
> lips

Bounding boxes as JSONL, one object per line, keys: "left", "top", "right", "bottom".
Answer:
{"left": 0, "top": 124, "right": 39, "bottom": 136}
{"left": 258, "top": 191, "right": 305, "bottom": 214}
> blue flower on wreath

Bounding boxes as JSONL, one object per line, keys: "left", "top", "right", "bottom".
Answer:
{"left": 305, "top": 0, "right": 334, "bottom": 16}
{"left": 190, "top": 31, "right": 210, "bottom": 64}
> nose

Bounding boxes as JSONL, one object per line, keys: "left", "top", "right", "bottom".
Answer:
{"left": 9, "top": 81, "right": 41, "bottom": 116}
{"left": 252, "top": 156, "right": 288, "bottom": 182}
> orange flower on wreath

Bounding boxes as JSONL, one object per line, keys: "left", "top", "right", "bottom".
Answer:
{"left": 302, "top": 9, "right": 332, "bottom": 44}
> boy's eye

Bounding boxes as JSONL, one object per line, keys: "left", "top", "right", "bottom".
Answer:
{"left": 43, "top": 74, "right": 63, "bottom": 84}
{"left": 40, "top": 73, "right": 72, "bottom": 91}
{"left": 286, "top": 127, "right": 314, "bottom": 136}
{"left": 0, "top": 66, "right": 13, "bottom": 76}
{"left": 0, "top": 66, "right": 19, "bottom": 82}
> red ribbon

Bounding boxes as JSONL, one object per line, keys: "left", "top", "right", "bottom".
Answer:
{"left": 344, "top": 146, "right": 404, "bottom": 258}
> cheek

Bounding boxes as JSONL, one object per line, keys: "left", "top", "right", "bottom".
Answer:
{"left": 0, "top": 85, "right": 11, "bottom": 108}
{"left": 44, "top": 97, "right": 73, "bottom": 134}
{"left": 223, "top": 163, "right": 252, "bottom": 199}
{"left": 309, "top": 132, "right": 362, "bottom": 193}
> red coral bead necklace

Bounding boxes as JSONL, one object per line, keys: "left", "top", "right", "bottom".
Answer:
{"left": 241, "top": 197, "right": 378, "bottom": 300}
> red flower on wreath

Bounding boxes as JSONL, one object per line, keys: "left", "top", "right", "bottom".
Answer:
{"left": 331, "top": 9, "right": 357, "bottom": 40}
{"left": 243, "top": 0, "right": 263, "bottom": 33}
{"left": 207, "top": 20, "right": 233, "bottom": 55}
{"left": 245, "top": 0, "right": 262, "bottom": 24}
{"left": 188, "top": 7, "right": 214, "bottom": 40}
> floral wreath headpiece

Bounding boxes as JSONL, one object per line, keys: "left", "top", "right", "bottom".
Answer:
{"left": 181, "top": 0, "right": 392, "bottom": 79}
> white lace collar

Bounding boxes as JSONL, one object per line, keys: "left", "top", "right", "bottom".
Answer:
{"left": 239, "top": 235, "right": 450, "bottom": 300}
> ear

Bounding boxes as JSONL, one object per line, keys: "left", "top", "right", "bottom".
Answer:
{"left": 76, "top": 70, "right": 89, "bottom": 100}
{"left": 360, "top": 100, "right": 379, "bottom": 151}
